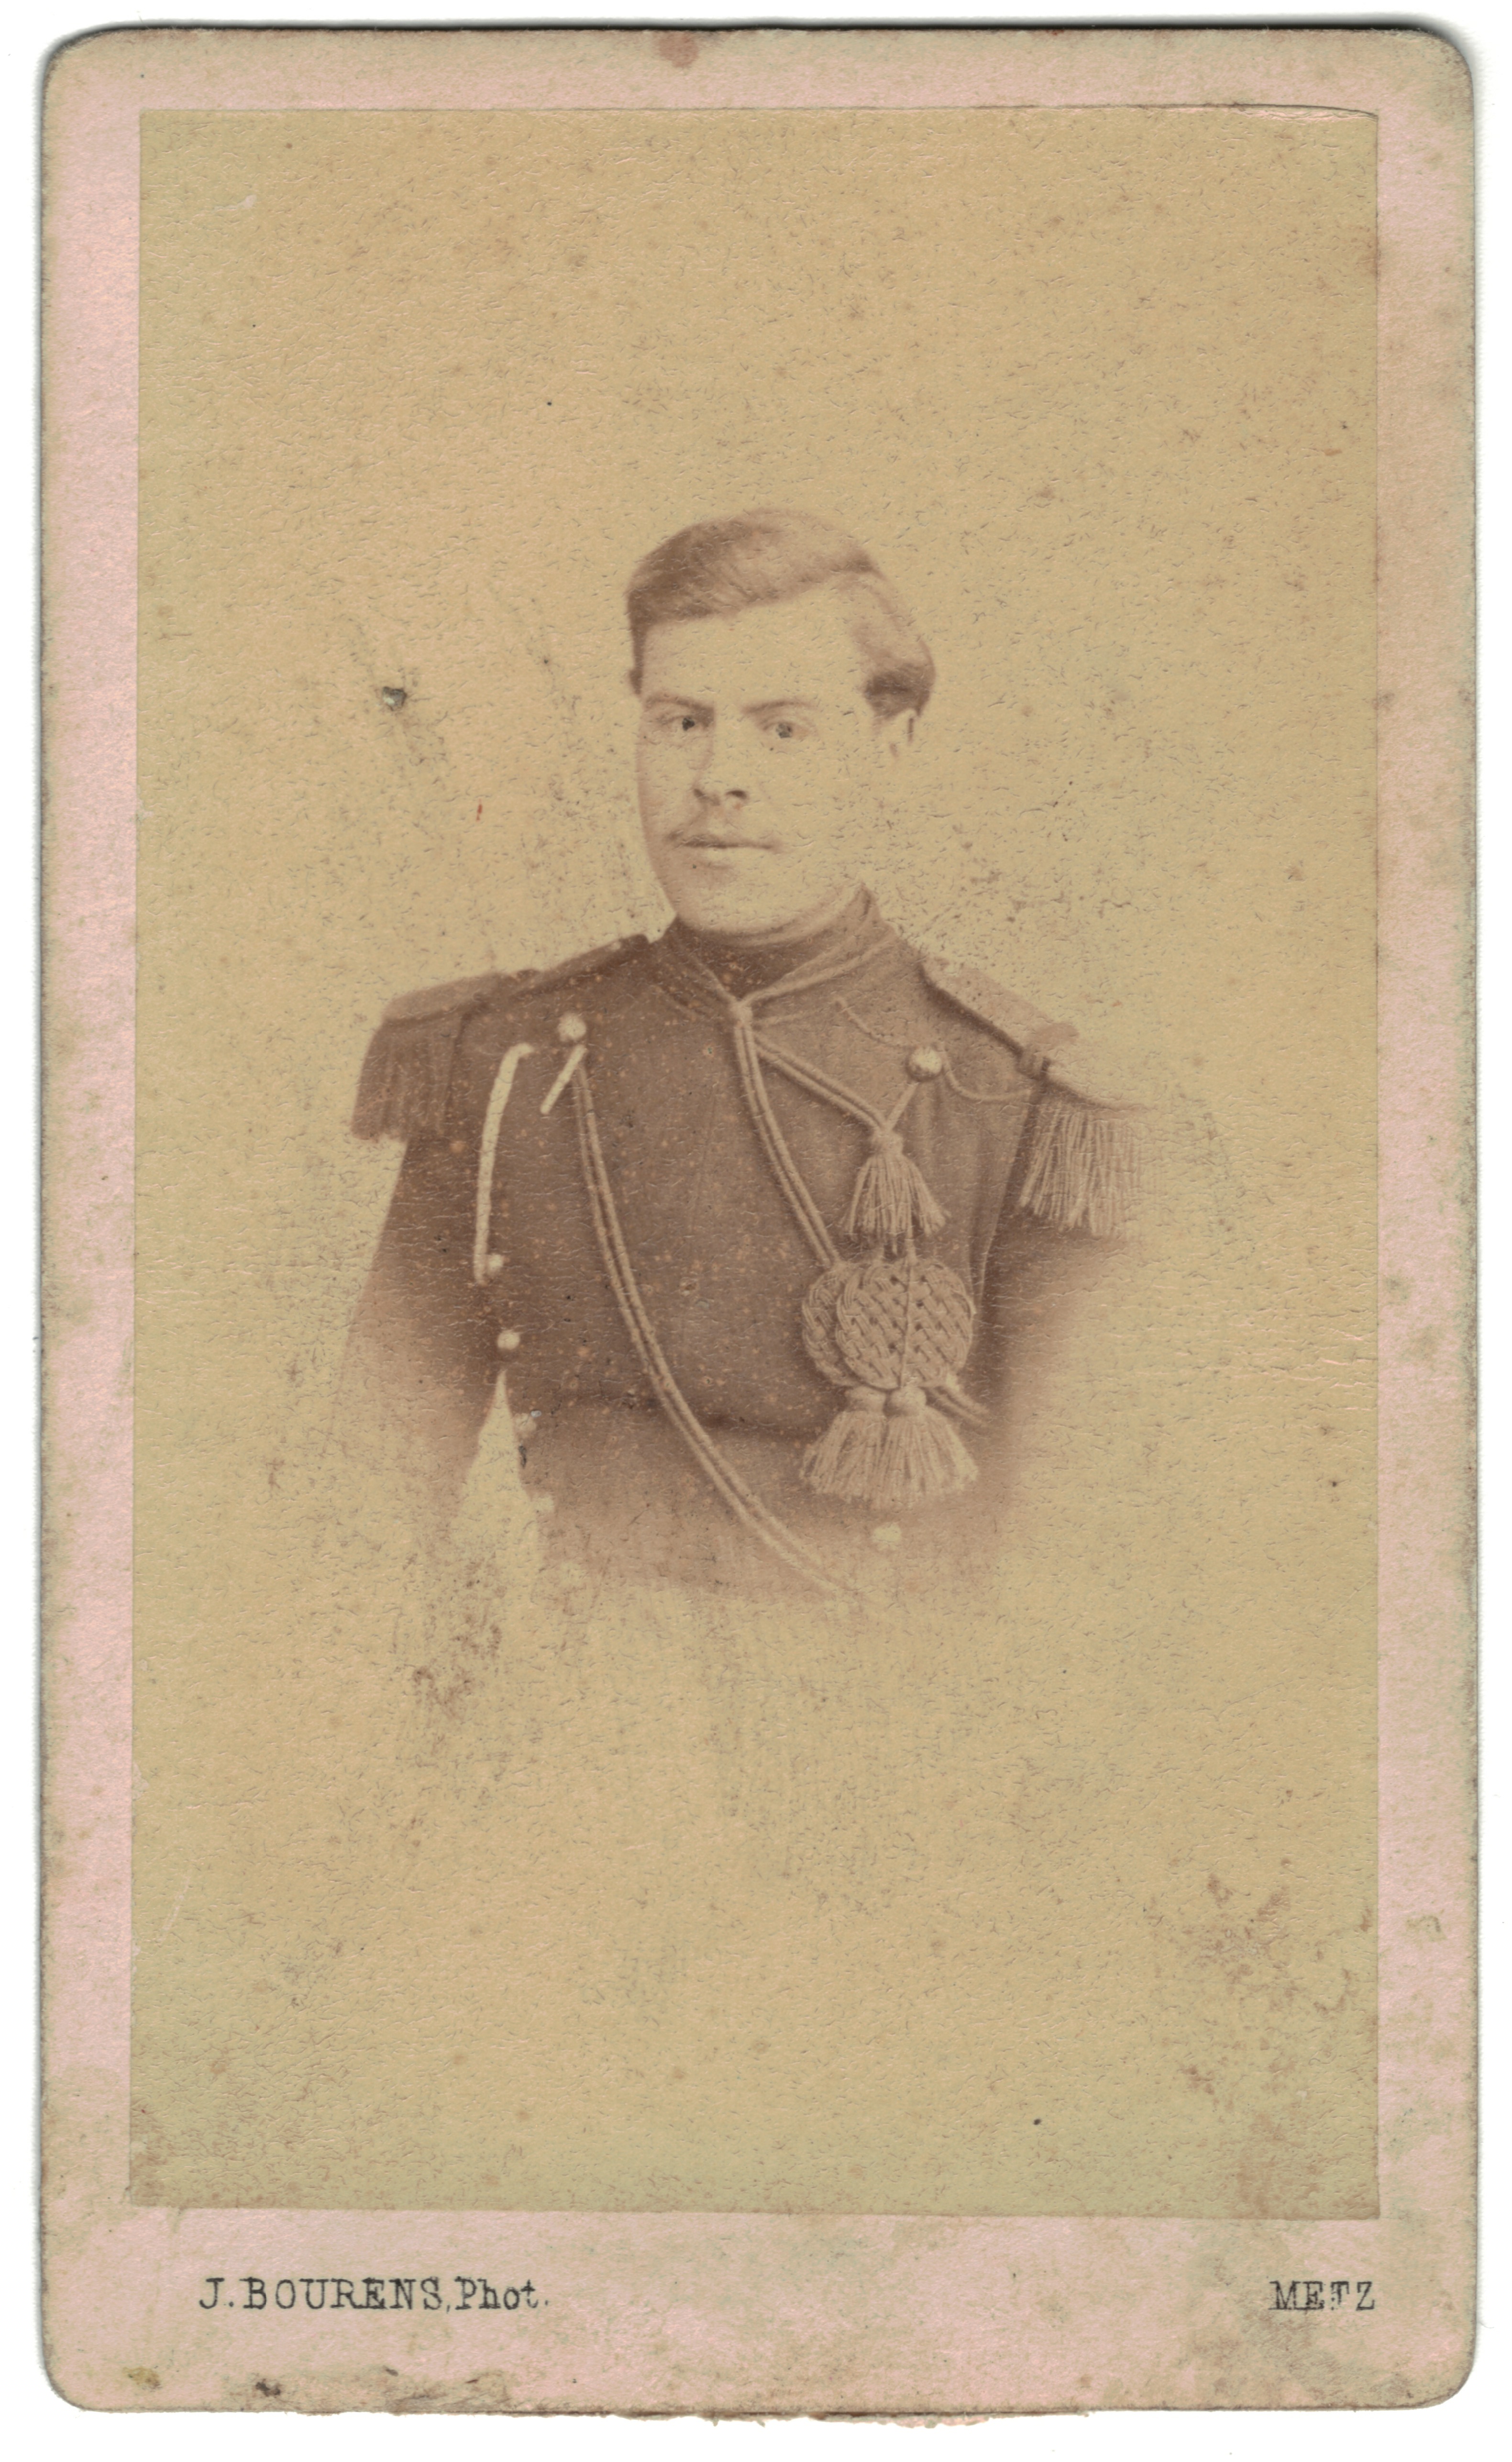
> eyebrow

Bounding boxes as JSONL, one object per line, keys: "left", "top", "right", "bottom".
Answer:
{"left": 641, "top": 693, "right": 820, "bottom": 715}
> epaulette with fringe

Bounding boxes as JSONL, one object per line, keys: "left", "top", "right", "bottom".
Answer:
{"left": 918, "top": 947, "right": 1152, "bottom": 1239}
{"left": 352, "top": 935, "right": 646, "bottom": 1143}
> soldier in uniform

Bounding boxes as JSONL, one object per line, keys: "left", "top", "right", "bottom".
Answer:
{"left": 338, "top": 511, "right": 1152, "bottom": 1604}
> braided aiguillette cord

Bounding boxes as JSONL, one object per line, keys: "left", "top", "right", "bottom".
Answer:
{"left": 729, "top": 1016, "right": 839, "bottom": 1266}
{"left": 644, "top": 968, "right": 839, "bottom": 1260}
{"left": 754, "top": 1032, "right": 921, "bottom": 1137}
{"left": 735, "top": 1035, "right": 987, "bottom": 1434}
{"left": 671, "top": 938, "right": 993, "bottom": 1432}
{"left": 569, "top": 1063, "right": 861, "bottom": 1606}
{"left": 671, "top": 937, "right": 916, "bottom": 1242}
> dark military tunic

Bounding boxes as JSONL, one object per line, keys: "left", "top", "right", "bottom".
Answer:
{"left": 337, "top": 890, "right": 1143, "bottom": 1596}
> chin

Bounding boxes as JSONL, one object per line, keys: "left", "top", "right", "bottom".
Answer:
{"left": 664, "top": 864, "right": 854, "bottom": 941}
{"left": 684, "top": 898, "right": 806, "bottom": 940}
{"left": 666, "top": 877, "right": 786, "bottom": 937}
{"left": 680, "top": 905, "right": 765, "bottom": 938}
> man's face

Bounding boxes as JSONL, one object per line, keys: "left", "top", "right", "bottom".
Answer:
{"left": 634, "top": 586, "right": 914, "bottom": 938}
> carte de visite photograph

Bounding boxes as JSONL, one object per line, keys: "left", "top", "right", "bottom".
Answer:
{"left": 42, "top": 24, "right": 1473, "bottom": 2415}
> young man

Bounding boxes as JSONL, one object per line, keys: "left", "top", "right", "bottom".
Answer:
{"left": 339, "top": 511, "right": 1150, "bottom": 1601}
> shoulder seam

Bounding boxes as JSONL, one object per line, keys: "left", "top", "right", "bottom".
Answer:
{"left": 528, "top": 933, "right": 650, "bottom": 994}
{"left": 916, "top": 946, "right": 1073, "bottom": 1066}
{"left": 380, "top": 970, "right": 519, "bottom": 1027}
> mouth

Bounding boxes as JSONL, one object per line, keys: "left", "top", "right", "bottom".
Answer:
{"left": 673, "top": 837, "right": 775, "bottom": 861}
{"left": 675, "top": 831, "right": 773, "bottom": 849}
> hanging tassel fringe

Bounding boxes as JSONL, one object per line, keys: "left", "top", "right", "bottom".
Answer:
{"left": 843, "top": 1129, "right": 948, "bottom": 1248}
{"left": 1016, "top": 1093, "right": 1148, "bottom": 1238}
{"left": 803, "top": 1387, "right": 978, "bottom": 1510}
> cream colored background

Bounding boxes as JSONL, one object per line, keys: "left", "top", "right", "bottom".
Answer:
{"left": 131, "top": 107, "right": 1377, "bottom": 2215}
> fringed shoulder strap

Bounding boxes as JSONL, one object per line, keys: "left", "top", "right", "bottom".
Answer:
{"left": 353, "top": 972, "right": 510, "bottom": 1143}
{"left": 918, "top": 947, "right": 1159, "bottom": 1238}
{"left": 352, "top": 935, "right": 647, "bottom": 1143}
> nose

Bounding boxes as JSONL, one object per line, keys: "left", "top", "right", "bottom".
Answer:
{"left": 692, "top": 723, "right": 749, "bottom": 806}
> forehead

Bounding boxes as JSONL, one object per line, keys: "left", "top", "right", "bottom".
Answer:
{"left": 638, "top": 588, "right": 869, "bottom": 707}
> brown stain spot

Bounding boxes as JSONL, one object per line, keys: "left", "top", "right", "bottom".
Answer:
{"left": 656, "top": 32, "right": 699, "bottom": 69}
{"left": 125, "top": 2368, "right": 161, "bottom": 2391}
{"left": 254, "top": 2380, "right": 283, "bottom": 2398}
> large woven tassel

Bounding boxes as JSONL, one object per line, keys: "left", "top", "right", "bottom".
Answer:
{"left": 843, "top": 1127, "right": 947, "bottom": 1248}
{"left": 803, "top": 1384, "right": 978, "bottom": 1510}
{"left": 1017, "top": 1093, "right": 1147, "bottom": 1238}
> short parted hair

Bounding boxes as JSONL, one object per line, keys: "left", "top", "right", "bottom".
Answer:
{"left": 626, "top": 509, "right": 935, "bottom": 719}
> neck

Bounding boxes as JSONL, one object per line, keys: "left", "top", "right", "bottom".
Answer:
{"left": 666, "top": 884, "right": 881, "bottom": 996}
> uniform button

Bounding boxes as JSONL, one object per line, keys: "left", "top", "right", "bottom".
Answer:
{"left": 906, "top": 1046, "right": 945, "bottom": 1081}
{"left": 485, "top": 1252, "right": 505, "bottom": 1278}
{"left": 496, "top": 1327, "right": 521, "bottom": 1352}
{"left": 871, "top": 1523, "right": 904, "bottom": 1552}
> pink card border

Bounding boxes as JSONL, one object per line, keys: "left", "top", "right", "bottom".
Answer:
{"left": 41, "top": 26, "right": 1474, "bottom": 2414}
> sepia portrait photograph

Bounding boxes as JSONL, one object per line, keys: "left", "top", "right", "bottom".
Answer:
{"left": 41, "top": 22, "right": 1474, "bottom": 2415}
